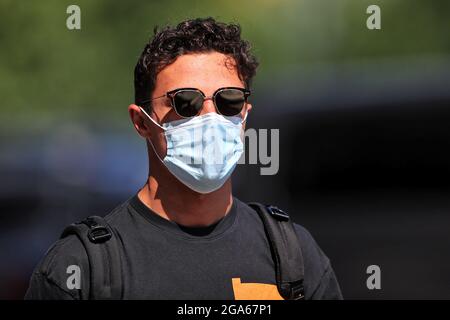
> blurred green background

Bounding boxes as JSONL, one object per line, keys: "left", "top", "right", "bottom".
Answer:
{"left": 1, "top": 0, "right": 450, "bottom": 299}
{"left": 1, "top": 0, "right": 449, "bottom": 132}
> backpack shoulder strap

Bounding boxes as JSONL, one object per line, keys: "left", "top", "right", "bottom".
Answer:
{"left": 248, "top": 202, "right": 305, "bottom": 300}
{"left": 60, "top": 216, "right": 123, "bottom": 300}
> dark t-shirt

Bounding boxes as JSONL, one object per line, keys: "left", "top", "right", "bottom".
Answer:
{"left": 25, "top": 195, "right": 343, "bottom": 300}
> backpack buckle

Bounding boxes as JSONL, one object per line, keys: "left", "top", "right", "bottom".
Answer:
{"left": 290, "top": 279, "right": 305, "bottom": 300}
{"left": 82, "top": 218, "right": 112, "bottom": 243}
{"left": 87, "top": 225, "right": 112, "bottom": 243}
{"left": 280, "top": 279, "right": 305, "bottom": 300}
{"left": 266, "top": 205, "right": 290, "bottom": 221}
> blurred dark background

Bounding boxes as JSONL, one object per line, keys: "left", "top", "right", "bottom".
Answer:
{"left": 1, "top": 0, "right": 449, "bottom": 299}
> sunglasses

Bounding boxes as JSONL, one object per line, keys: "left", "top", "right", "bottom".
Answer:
{"left": 144, "top": 87, "right": 251, "bottom": 118}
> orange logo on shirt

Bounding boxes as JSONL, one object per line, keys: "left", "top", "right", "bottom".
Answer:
{"left": 231, "top": 278, "right": 284, "bottom": 300}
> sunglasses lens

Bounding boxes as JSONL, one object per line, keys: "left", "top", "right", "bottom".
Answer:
{"left": 173, "top": 90, "right": 204, "bottom": 117}
{"left": 215, "top": 89, "right": 246, "bottom": 116}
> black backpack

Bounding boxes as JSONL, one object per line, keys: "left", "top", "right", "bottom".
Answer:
{"left": 60, "top": 202, "right": 305, "bottom": 300}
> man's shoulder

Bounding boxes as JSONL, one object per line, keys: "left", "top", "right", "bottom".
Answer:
{"left": 292, "top": 223, "right": 331, "bottom": 273}
{"left": 101, "top": 196, "right": 135, "bottom": 228}
{"left": 235, "top": 199, "right": 337, "bottom": 296}
{"left": 234, "top": 198, "right": 327, "bottom": 256}
{"left": 42, "top": 196, "right": 134, "bottom": 269}
{"left": 25, "top": 234, "right": 89, "bottom": 299}
{"left": 36, "top": 233, "right": 87, "bottom": 273}
{"left": 25, "top": 196, "right": 134, "bottom": 299}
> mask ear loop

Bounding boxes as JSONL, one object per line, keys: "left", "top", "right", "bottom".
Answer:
{"left": 237, "top": 109, "right": 248, "bottom": 144}
{"left": 139, "top": 107, "right": 165, "bottom": 131}
{"left": 240, "top": 110, "right": 248, "bottom": 124}
{"left": 139, "top": 106, "right": 166, "bottom": 163}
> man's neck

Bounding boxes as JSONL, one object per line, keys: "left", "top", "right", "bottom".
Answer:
{"left": 137, "top": 174, "right": 233, "bottom": 228}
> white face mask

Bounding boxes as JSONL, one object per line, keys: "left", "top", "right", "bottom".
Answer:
{"left": 140, "top": 108, "right": 246, "bottom": 194}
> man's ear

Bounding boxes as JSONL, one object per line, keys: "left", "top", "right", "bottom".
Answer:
{"left": 243, "top": 103, "right": 252, "bottom": 130}
{"left": 246, "top": 103, "right": 253, "bottom": 113}
{"left": 128, "top": 104, "right": 152, "bottom": 138}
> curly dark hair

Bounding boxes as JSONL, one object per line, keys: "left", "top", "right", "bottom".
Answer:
{"left": 134, "top": 17, "right": 259, "bottom": 109}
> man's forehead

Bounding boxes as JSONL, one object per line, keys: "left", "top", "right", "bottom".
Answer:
{"left": 155, "top": 52, "right": 242, "bottom": 91}
{"left": 168, "top": 52, "right": 236, "bottom": 70}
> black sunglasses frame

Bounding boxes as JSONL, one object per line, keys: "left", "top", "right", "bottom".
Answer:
{"left": 145, "top": 87, "right": 251, "bottom": 118}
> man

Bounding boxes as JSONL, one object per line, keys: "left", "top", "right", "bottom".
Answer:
{"left": 25, "top": 17, "right": 342, "bottom": 300}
